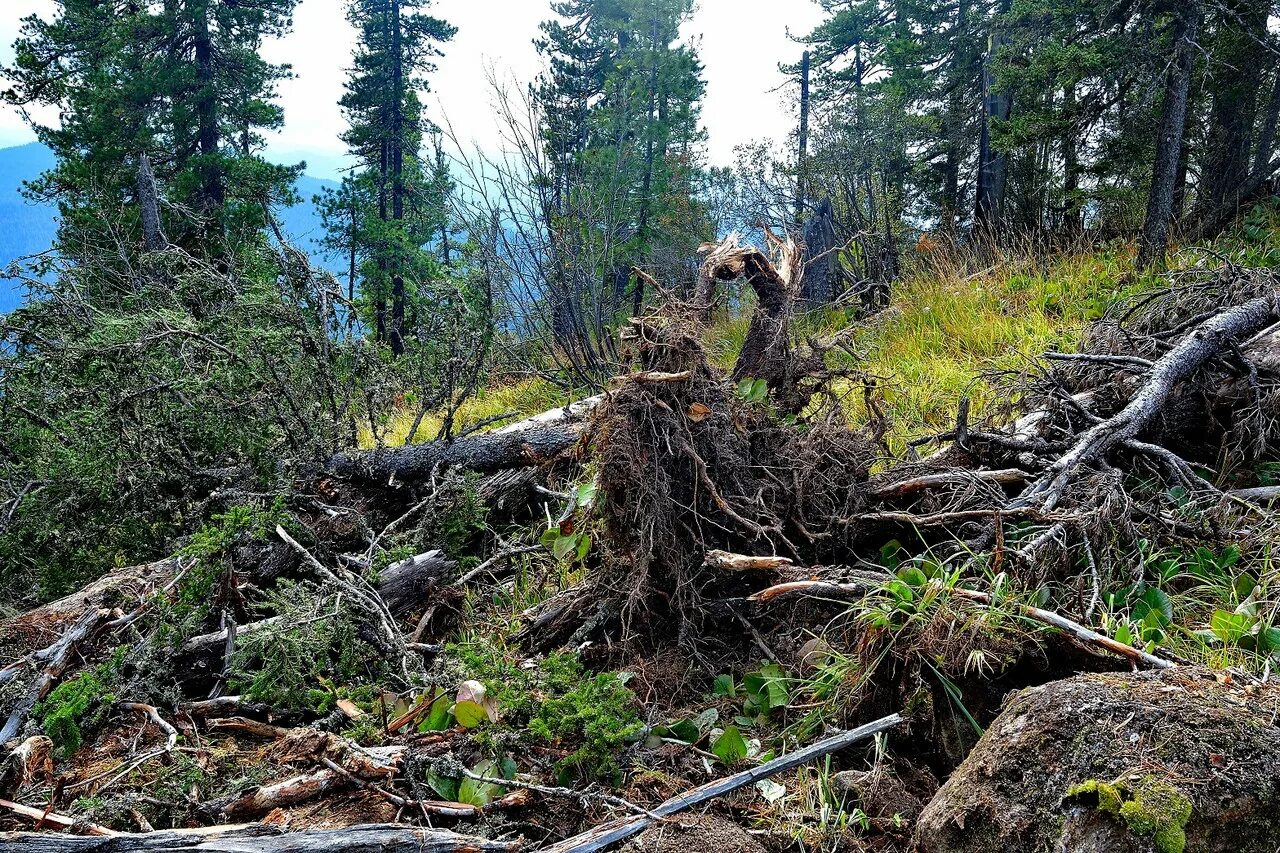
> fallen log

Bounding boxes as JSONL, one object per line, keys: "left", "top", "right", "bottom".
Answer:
{"left": 0, "top": 559, "right": 180, "bottom": 655}
{"left": 327, "top": 395, "right": 602, "bottom": 482}
{"left": 0, "top": 823, "right": 521, "bottom": 852}
{"left": 539, "top": 713, "right": 903, "bottom": 853}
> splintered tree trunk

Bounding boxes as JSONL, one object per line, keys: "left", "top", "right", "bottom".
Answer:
{"left": 136, "top": 153, "right": 165, "bottom": 251}
{"left": 1137, "top": 1, "right": 1199, "bottom": 270}
{"left": 0, "top": 824, "right": 519, "bottom": 852}
{"left": 800, "top": 198, "right": 837, "bottom": 303}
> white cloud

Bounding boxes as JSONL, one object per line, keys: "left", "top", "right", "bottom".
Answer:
{"left": 2, "top": 0, "right": 825, "bottom": 174}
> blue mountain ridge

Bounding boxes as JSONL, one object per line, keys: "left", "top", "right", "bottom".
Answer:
{"left": 0, "top": 141, "right": 341, "bottom": 313}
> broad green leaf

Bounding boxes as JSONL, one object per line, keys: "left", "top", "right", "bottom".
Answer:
{"left": 457, "top": 759, "right": 505, "bottom": 807}
{"left": 575, "top": 482, "right": 598, "bottom": 508}
{"left": 1211, "top": 609, "right": 1256, "bottom": 644}
{"left": 453, "top": 700, "right": 488, "bottom": 729}
{"left": 668, "top": 719, "right": 700, "bottom": 743}
{"left": 575, "top": 534, "right": 592, "bottom": 561}
{"left": 712, "top": 725, "right": 748, "bottom": 764}
{"left": 712, "top": 674, "right": 736, "bottom": 697}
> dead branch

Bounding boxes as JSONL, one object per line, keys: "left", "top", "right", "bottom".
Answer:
{"left": 539, "top": 713, "right": 903, "bottom": 853}
{"left": 703, "top": 551, "right": 794, "bottom": 572}
{"left": 947, "top": 588, "right": 1177, "bottom": 670}
{"left": 0, "top": 608, "right": 112, "bottom": 745}
{"left": 1021, "top": 289, "right": 1280, "bottom": 509}
{"left": 0, "top": 799, "right": 115, "bottom": 837}
{"left": 866, "top": 469, "right": 1026, "bottom": 501}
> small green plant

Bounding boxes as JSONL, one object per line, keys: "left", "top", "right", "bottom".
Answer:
{"left": 35, "top": 657, "right": 120, "bottom": 756}
{"left": 735, "top": 377, "right": 769, "bottom": 404}
{"left": 449, "top": 643, "right": 642, "bottom": 781}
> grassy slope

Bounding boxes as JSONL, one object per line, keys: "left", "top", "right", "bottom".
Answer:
{"left": 374, "top": 206, "right": 1280, "bottom": 455}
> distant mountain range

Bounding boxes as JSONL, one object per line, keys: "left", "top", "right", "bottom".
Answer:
{"left": 0, "top": 142, "right": 341, "bottom": 313}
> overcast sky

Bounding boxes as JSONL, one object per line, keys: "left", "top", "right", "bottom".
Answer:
{"left": 0, "top": 0, "right": 823, "bottom": 179}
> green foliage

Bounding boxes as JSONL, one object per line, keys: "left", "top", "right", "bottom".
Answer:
{"left": 227, "top": 580, "right": 392, "bottom": 712}
{"left": 450, "top": 644, "right": 643, "bottom": 781}
{"left": 35, "top": 653, "right": 123, "bottom": 757}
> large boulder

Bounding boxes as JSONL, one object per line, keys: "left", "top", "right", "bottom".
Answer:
{"left": 915, "top": 668, "right": 1280, "bottom": 853}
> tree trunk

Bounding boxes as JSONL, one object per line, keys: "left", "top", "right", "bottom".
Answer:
{"left": 1137, "top": 1, "right": 1199, "bottom": 270}
{"left": 800, "top": 198, "right": 837, "bottom": 303}
{"left": 975, "top": 0, "right": 1012, "bottom": 230}
{"left": 192, "top": 1, "right": 223, "bottom": 219}
{"left": 1198, "top": 0, "right": 1266, "bottom": 221}
{"left": 389, "top": 0, "right": 407, "bottom": 357}
{"left": 795, "top": 50, "right": 811, "bottom": 225}
{"left": 136, "top": 153, "right": 165, "bottom": 251}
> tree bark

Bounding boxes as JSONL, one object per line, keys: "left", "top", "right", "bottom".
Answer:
{"left": 1137, "top": 1, "right": 1199, "bottom": 270}
{"left": 327, "top": 397, "right": 598, "bottom": 483}
{"left": 0, "top": 823, "right": 519, "bottom": 852}
{"left": 975, "top": 0, "right": 1012, "bottom": 230}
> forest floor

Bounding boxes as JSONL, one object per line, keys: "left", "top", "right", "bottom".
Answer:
{"left": 4, "top": 212, "right": 1280, "bottom": 852}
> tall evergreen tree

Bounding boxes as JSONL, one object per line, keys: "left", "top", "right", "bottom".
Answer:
{"left": 337, "top": 0, "right": 455, "bottom": 354}
{"left": 4, "top": 0, "right": 301, "bottom": 260}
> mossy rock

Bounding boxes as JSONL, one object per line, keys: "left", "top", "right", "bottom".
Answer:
{"left": 914, "top": 668, "right": 1280, "bottom": 852}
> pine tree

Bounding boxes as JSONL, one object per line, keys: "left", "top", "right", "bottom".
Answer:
{"left": 4, "top": 0, "right": 301, "bottom": 260}
{"left": 338, "top": 0, "right": 456, "bottom": 354}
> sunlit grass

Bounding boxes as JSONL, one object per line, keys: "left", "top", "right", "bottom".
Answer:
{"left": 358, "top": 376, "right": 569, "bottom": 448}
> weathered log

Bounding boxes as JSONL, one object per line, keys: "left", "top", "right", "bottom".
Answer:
{"left": 374, "top": 549, "right": 453, "bottom": 615}
{"left": 0, "top": 823, "right": 520, "bottom": 852}
{"left": 0, "top": 559, "right": 180, "bottom": 655}
{"left": 539, "top": 714, "right": 903, "bottom": 853}
{"left": 327, "top": 396, "right": 601, "bottom": 482}
{"left": 182, "top": 546, "right": 447, "bottom": 659}
{"left": 0, "top": 798, "right": 115, "bottom": 836}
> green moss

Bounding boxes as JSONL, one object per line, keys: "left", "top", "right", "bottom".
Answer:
{"left": 35, "top": 653, "right": 123, "bottom": 757}
{"left": 1068, "top": 775, "right": 1192, "bottom": 853}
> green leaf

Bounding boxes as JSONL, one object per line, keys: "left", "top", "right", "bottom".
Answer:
{"left": 712, "top": 725, "right": 748, "bottom": 764}
{"left": 575, "top": 534, "right": 592, "bottom": 561}
{"left": 1211, "top": 609, "right": 1256, "bottom": 645}
{"left": 668, "top": 719, "right": 700, "bottom": 744}
{"left": 897, "top": 566, "right": 928, "bottom": 588}
{"left": 552, "top": 533, "right": 577, "bottom": 561}
{"left": 540, "top": 527, "right": 560, "bottom": 547}
{"left": 575, "top": 482, "right": 598, "bottom": 508}
{"left": 457, "top": 759, "right": 505, "bottom": 807}
{"left": 712, "top": 674, "right": 736, "bottom": 697}
{"left": 692, "top": 708, "right": 720, "bottom": 736}
{"left": 426, "top": 768, "right": 458, "bottom": 801}
{"left": 418, "top": 690, "right": 452, "bottom": 732}
{"left": 453, "top": 700, "right": 488, "bottom": 729}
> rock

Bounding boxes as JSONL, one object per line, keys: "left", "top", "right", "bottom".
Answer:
{"left": 914, "top": 668, "right": 1280, "bottom": 853}
{"left": 633, "top": 815, "right": 765, "bottom": 853}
